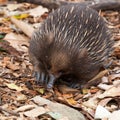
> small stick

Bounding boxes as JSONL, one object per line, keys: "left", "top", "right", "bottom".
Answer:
{"left": 84, "top": 69, "right": 108, "bottom": 88}
{"left": 88, "top": 69, "right": 108, "bottom": 83}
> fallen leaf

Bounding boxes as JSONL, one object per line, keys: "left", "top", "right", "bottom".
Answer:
{"left": 59, "top": 117, "right": 69, "bottom": 120}
{"left": 95, "top": 105, "right": 111, "bottom": 119}
{"left": 98, "top": 98, "right": 112, "bottom": 106}
{"left": 82, "top": 88, "right": 89, "bottom": 94}
{"left": 109, "top": 110, "right": 120, "bottom": 120}
{"left": 15, "top": 105, "right": 36, "bottom": 112}
{"left": 10, "top": 17, "right": 34, "bottom": 38}
{"left": 98, "top": 83, "right": 113, "bottom": 90}
{"left": 62, "top": 93, "right": 73, "bottom": 99}
{"left": 3, "top": 56, "right": 10, "bottom": 61}
{"left": 36, "top": 88, "right": 45, "bottom": 94}
{"left": 58, "top": 85, "right": 79, "bottom": 94}
{"left": 13, "top": 13, "right": 29, "bottom": 19}
{"left": 4, "top": 32, "right": 29, "bottom": 52}
{"left": 24, "top": 107, "right": 46, "bottom": 117}
{"left": 0, "top": 40, "right": 21, "bottom": 56}
{"left": 16, "top": 94, "right": 27, "bottom": 101}
{"left": 0, "top": 34, "right": 5, "bottom": 39}
{"left": 65, "top": 98, "right": 77, "bottom": 105}
{"left": 28, "top": 6, "right": 48, "bottom": 17}
{"left": 7, "top": 62, "right": 20, "bottom": 71}
{"left": 98, "top": 84, "right": 120, "bottom": 99}
{"left": 0, "top": 0, "right": 7, "bottom": 4}
{"left": 101, "top": 76, "right": 109, "bottom": 83}
{"left": 82, "top": 91, "right": 102, "bottom": 109}
{"left": 74, "top": 94, "right": 83, "bottom": 101}
{"left": 108, "top": 73, "right": 120, "bottom": 81}
{"left": 47, "top": 111, "right": 64, "bottom": 120}
{"left": 32, "top": 96, "right": 85, "bottom": 120}
{"left": 0, "top": 26, "right": 12, "bottom": 33}
{"left": 5, "top": 83, "right": 23, "bottom": 91}
{"left": 89, "top": 88, "right": 99, "bottom": 94}
{"left": 7, "top": 4, "right": 23, "bottom": 11}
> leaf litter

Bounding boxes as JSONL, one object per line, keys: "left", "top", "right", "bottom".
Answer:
{"left": 0, "top": 1, "right": 120, "bottom": 120}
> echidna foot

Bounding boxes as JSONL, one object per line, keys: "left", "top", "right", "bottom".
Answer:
{"left": 33, "top": 71, "right": 55, "bottom": 89}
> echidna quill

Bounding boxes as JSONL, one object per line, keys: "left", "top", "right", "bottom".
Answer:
{"left": 29, "top": 4, "right": 113, "bottom": 89}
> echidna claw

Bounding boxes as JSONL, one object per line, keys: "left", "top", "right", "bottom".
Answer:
{"left": 33, "top": 71, "right": 40, "bottom": 83}
{"left": 47, "top": 74, "right": 55, "bottom": 89}
{"left": 33, "top": 71, "right": 55, "bottom": 89}
{"left": 40, "top": 72, "right": 45, "bottom": 83}
{"left": 33, "top": 71, "right": 45, "bottom": 84}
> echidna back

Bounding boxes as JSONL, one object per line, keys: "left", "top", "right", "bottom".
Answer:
{"left": 35, "top": 4, "right": 112, "bottom": 66}
{"left": 29, "top": 4, "right": 113, "bottom": 88}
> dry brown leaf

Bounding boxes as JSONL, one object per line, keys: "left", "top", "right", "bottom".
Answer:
{"left": 98, "top": 98, "right": 112, "bottom": 106}
{"left": 95, "top": 105, "right": 111, "bottom": 119}
{"left": 7, "top": 62, "right": 20, "bottom": 71}
{"left": 10, "top": 17, "right": 34, "bottom": 38}
{"left": 32, "top": 96, "right": 85, "bottom": 120}
{"left": 1, "top": 57, "right": 9, "bottom": 67}
{"left": 15, "top": 105, "right": 36, "bottom": 112}
{"left": 74, "top": 94, "right": 83, "bottom": 101}
{"left": 98, "top": 83, "right": 113, "bottom": 90}
{"left": 1, "top": 57, "right": 20, "bottom": 70}
{"left": 108, "top": 73, "right": 120, "bottom": 81}
{"left": 16, "top": 94, "right": 27, "bottom": 101}
{"left": 62, "top": 94, "right": 73, "bottom": 99}
{"left": 7, "top": 4, "right": 23, "bottom": 11}
{"left": 90, "top": 88, "right": 99, "bottom": 94}
{"left": 0, "top": 26, "right": 12, "bottom": 33}
{"left": 4, "top": 32, "right": 29, "bottom": 52}
{"left": 28, "top": 6, "right": 48, "bottom": 17}
{"left": 101, "top": 76, "right": 109, "bottom": 83}
{"left": 98, "top": 84, "right": 120, "bottom": 99}
{"left": 109, "top": 110, "right": 120, "bottom": 120}
{"left": 24, "top": 107, "right": 47, "bottom": 118}
{"left": 58, "top": 85, "right": 79, "bottom": 94}
{"left": 82, "top": 91, "right": 102, "bottom": 109}
{"left": 5, "top": 83, "right": 23, "bottom": 91}
{"left": 65, "top": 98, "right": 77, "bottom": 105}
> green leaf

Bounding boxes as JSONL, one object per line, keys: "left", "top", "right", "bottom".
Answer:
{"left": 0, "top": 34, "right": 5, "bottom": 39}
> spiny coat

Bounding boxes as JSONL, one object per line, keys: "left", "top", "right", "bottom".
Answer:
{"left": 29, "top": 4, "right": 113, "bottom": 88}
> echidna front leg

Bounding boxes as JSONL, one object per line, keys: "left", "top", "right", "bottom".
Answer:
{"left": 33, "top": 71, "right": 48, "bottom": 84}
{"left": 33, "top": 71, "right": 55, "bottom": 89}
{"left": 47, "top": 74, "right": 56, "bottom": 89}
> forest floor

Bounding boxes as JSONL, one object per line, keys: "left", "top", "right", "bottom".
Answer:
{"left": 0, "top": 1, "right": 120, "bottom": 120}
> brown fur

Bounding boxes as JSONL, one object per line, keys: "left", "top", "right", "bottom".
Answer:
{"left": 29, "top": 4, "right": 113, "bottom": 88}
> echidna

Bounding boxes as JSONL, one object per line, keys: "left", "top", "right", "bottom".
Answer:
{"left": 29, "top": 4, "right": 113, "bottom": 89}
